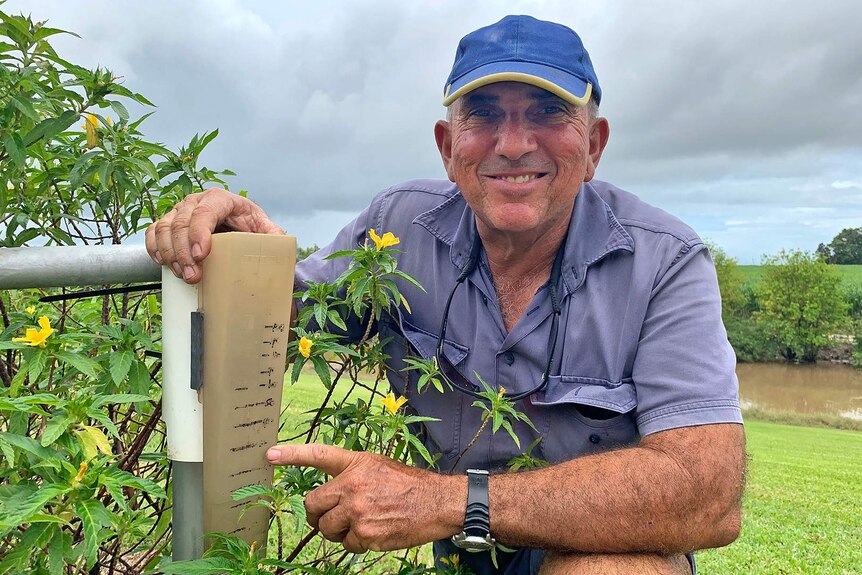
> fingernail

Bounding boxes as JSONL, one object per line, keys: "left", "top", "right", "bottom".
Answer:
{"left": 266, "top": 448, "right": 280, "bottom": 462}
{"left": 154, "top": 252, "right": 163, "bottom": 264}
{"left": 192, "top": 243, "right": 202, "bottom": 259}
{"left": 183, "top": 266, "right": 195, "bottom": 280}
{"left": 171, "top": 262, "right": 182, "bottom": 277}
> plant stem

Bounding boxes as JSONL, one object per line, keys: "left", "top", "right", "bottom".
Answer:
{"left": 453, "top": 414, "right": 490, "bottom": 469}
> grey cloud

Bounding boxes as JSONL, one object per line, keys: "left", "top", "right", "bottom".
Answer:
{"left": 7, "top": 0, "right": 862, "bottom": 261}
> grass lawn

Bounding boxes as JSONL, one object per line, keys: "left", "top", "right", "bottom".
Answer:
{"left": 738, "top": 264, "right": 862, "bottom": 289}
{"left": 280, "top": 375, "right": 862, "bottom": 574}
{"left": 696, "top": 420, "right": 862, "bottom": 574}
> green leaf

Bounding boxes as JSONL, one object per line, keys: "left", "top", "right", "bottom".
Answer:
{"left": 34, "top": 25, "right": 80, "bottom": 42}
{"left": 289, "top": 355, "right": 305, "bottom": 384}
{"left": 92, "top": 393, "right": 151, "bottom": 407}
{"left": 327, "top": 308, "right": 348, "bottom": 331}
{"left": 10, "top": 94, "right": 39, "bottom": 121}
{"left": 22, "top": 110, "right": 79, "bottom": 146}
{"left": 500, "top": 420, "right": 520, "bottom": 449}
{"left": 0, "top": 437, "right": 15, "bottom": 468}
{"left": 109, "top": 100, "right": 129, "bottom": 120}
{"left": 310, "top": 355, "right": 331, "bottom": 388}
{"left": 287, "top": 493, "right": 307, "bottom": 532}
{"left": 102, "top": 467, "right": 166, "bottom": 499}
{"left": 75, "top": 499, "right": 111, "bottom": 568}
{"left": 3, "top": 133, "right": 26, "bottom": 168}
{"left": 47, "top": 528, "right": 67, "bottom": 575}
{"left": 231, "top": 484, "right": 270, "bottom": 501}
{"left": 40, "top": 413, "right": 72, "bottom": 447}
{"left": 53, "top": 349, "right": 100, "bottom": 379}
{"left": 125, "top": 155, "right": 160, "bottom": 182}
{"left": 99, "top": 475, "right": 129, "bottom": 513}
{"left": 128, "top": 360, "right": 152, "bottom": 395}
{"left": 109, "top": 350, "right": 135, "bottom": 385}
{"left": 0, "top": 431, "right": 60, "bottom": 464}
{"left": 0, "top": 483, "right": 68, "bottom": 537}
{"left": 199, "top": 129, "right": 219, "bottom": 150}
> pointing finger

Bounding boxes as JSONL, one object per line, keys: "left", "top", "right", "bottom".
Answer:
{"left": 266, "top": 443, "right": 357, "bottom": 477}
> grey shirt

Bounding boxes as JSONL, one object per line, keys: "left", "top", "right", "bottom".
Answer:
{"left": 295, "top": 178, "right": 739, "bottom": 571}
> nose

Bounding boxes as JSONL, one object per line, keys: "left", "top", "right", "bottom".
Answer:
{"left": 494, "top": 116, "right": 537, "bottom": 160}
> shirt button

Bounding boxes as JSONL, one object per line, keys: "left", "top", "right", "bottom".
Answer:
{"left": 589, "top": 434, "right": 601, "bottom": 444}
{"left": 503, "top": 351, "right": 515, "bottom": 366}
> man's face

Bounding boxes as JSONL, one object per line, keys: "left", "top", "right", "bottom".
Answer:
{"left": 435, "top": 82, "right": 609, "bottom": 241}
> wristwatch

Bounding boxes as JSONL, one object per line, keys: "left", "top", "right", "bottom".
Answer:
{"left": 451, "top": 469, "right": 496, "bottom": 552}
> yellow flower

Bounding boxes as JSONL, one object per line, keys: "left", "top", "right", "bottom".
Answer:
{"left": 25, "top": 306, "right": 35, "bottom": 314}
{"left": 440, "top": 554, "right": 460, "bottom": 567}
{"left": 12, "top": 315, "right": 55, "bottom": 348}
{"left": 298, "top": 336, "right": 313, "bottom": 358}
{"left": 368, "top": 228, "right": 400, "bottom": 250}
{"left": 81, "top": 113, "right": 98, "bottom": 148}
{"left": 498, "top": 387, "right": 506, "bottom": 397}
{"left": 381, "top": 392, "right": 407, "bottom": 414}
{"left": 74, "top": 461, "right": 88, "bottom": 483}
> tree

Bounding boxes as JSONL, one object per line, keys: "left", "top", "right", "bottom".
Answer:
{"left": 705, "top": 242, "right": 744, "bottom": 318}
{"left": 754, "top": 250, "right": 848, "bottom": 362}
{"left": 827, "top": 227, "right": 862, "bottom": 264}
{"left": 815, "top": 242, "right": 832, "bottom": 262}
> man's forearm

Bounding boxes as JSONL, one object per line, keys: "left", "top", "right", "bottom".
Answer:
{"left": 485, "top": 423, "right": 745, "bottom": 554}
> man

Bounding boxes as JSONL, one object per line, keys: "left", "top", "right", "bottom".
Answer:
{"left": 147, "top": 15, "right": 745, "bottom": 575}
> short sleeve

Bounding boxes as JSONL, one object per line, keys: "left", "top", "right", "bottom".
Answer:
{"left": 631, "top": 244, "right": 742, "bottom": 435}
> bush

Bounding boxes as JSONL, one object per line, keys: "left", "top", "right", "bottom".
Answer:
{"left": 754, "top": 250, "right": 848, "bottom": 363}
{"left": 724, "top": 316, "right": 778, "bottom": 363}
{"left": 843, "top": 284, "right": 862, "bottom": 321}
{"left": 705, "top": 242, "right": 745, "bottom": 318}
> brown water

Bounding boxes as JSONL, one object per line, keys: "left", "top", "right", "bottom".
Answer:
{"left": 737, "top": 363, "right": 862, "bottom": 421}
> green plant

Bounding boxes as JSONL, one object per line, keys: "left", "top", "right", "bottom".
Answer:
{"left": 0, "top": 8, "right": 236, "bottom": 573}
{"left": 706, "top": 241, "right": 745, "bottom": 318}
{"left": 724, "top": 316, "right": 778, "bottom": 363}
{"left": 754, "top": 250, "right": 848, "bottom": 362}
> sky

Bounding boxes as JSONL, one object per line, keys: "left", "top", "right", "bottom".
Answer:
{"left": 9, "top": 0, "right": 862, "bottom": 263}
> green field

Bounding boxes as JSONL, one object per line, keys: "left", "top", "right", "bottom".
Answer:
{"left": 738, "top": 264, "right": 862, "bottom": 289}
{"left": 282, "top": 376, "right": 862, "bottom": 574}
{"left": 696, "top": 420, "right": 862, "bottom": 574}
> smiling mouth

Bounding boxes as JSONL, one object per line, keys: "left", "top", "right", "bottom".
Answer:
{"left": 491, "top": 173, "right": 546, "bottom": 183}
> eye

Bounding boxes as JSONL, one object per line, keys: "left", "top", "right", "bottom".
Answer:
{"left": 465, "top": 107, "right": 493, "bottom": 118}
{"left": 541, "top": 105, "right": 565, "bottom": 115}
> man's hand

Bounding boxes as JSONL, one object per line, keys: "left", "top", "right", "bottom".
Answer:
{"left": 145, "top": 187, "right": 284, "bottom": 283}
{"left": 265, "top": 443, "right": 465, "bottom": 553}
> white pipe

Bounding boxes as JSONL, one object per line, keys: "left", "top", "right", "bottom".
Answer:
{"left": 160, "top": 269, "right": 203, "bottom": 462}
{"left": 0, "top": 245, "right": 159, "bottom": 289}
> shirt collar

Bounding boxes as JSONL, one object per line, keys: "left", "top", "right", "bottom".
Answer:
{"left": 413, "top": 180, "right": 634, "bottom": 291}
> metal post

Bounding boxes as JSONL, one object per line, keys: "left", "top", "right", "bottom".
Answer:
{"left": 0, "top": 245, "right": 160, "bottom": 289}
{"left": 0, "top": 245, "right": 203, "bottom": 561}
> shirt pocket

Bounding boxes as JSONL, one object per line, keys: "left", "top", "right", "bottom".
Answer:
{"left": 380, "top": 318, "right": 469, "bottom": 464}
{"left": 530, "top": 375, "right": 638, "bottom": 463}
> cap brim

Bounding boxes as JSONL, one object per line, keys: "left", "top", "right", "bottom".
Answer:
{"left": 443, "top": 61, "right": 592, "bottom": 107}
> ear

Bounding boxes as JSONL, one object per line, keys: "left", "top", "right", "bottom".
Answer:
{"left": 434, "top": 120, "right": 457, "bottom": 182}
{"left": 583, "top": 116, "right": 610, "bottom": 182}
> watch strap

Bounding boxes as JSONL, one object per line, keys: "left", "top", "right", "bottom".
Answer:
{"left": 463, "top": 469, "right": 491, "bottom": 537}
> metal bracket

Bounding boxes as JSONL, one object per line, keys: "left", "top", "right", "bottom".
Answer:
{"left": 190, "top": 311, "right": 203, "bottom": 391}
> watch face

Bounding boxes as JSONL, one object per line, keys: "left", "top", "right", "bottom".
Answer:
{"left": 452, "top": 533, "right": 495, "bottom": 552}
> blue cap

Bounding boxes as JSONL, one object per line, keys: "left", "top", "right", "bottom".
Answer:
{"left": 443, "top": 15, "right": 600, "bottom": 107}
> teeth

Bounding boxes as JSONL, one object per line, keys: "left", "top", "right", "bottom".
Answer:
{"left": 500, "top": 174, "right": 538, "bottom": 183}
